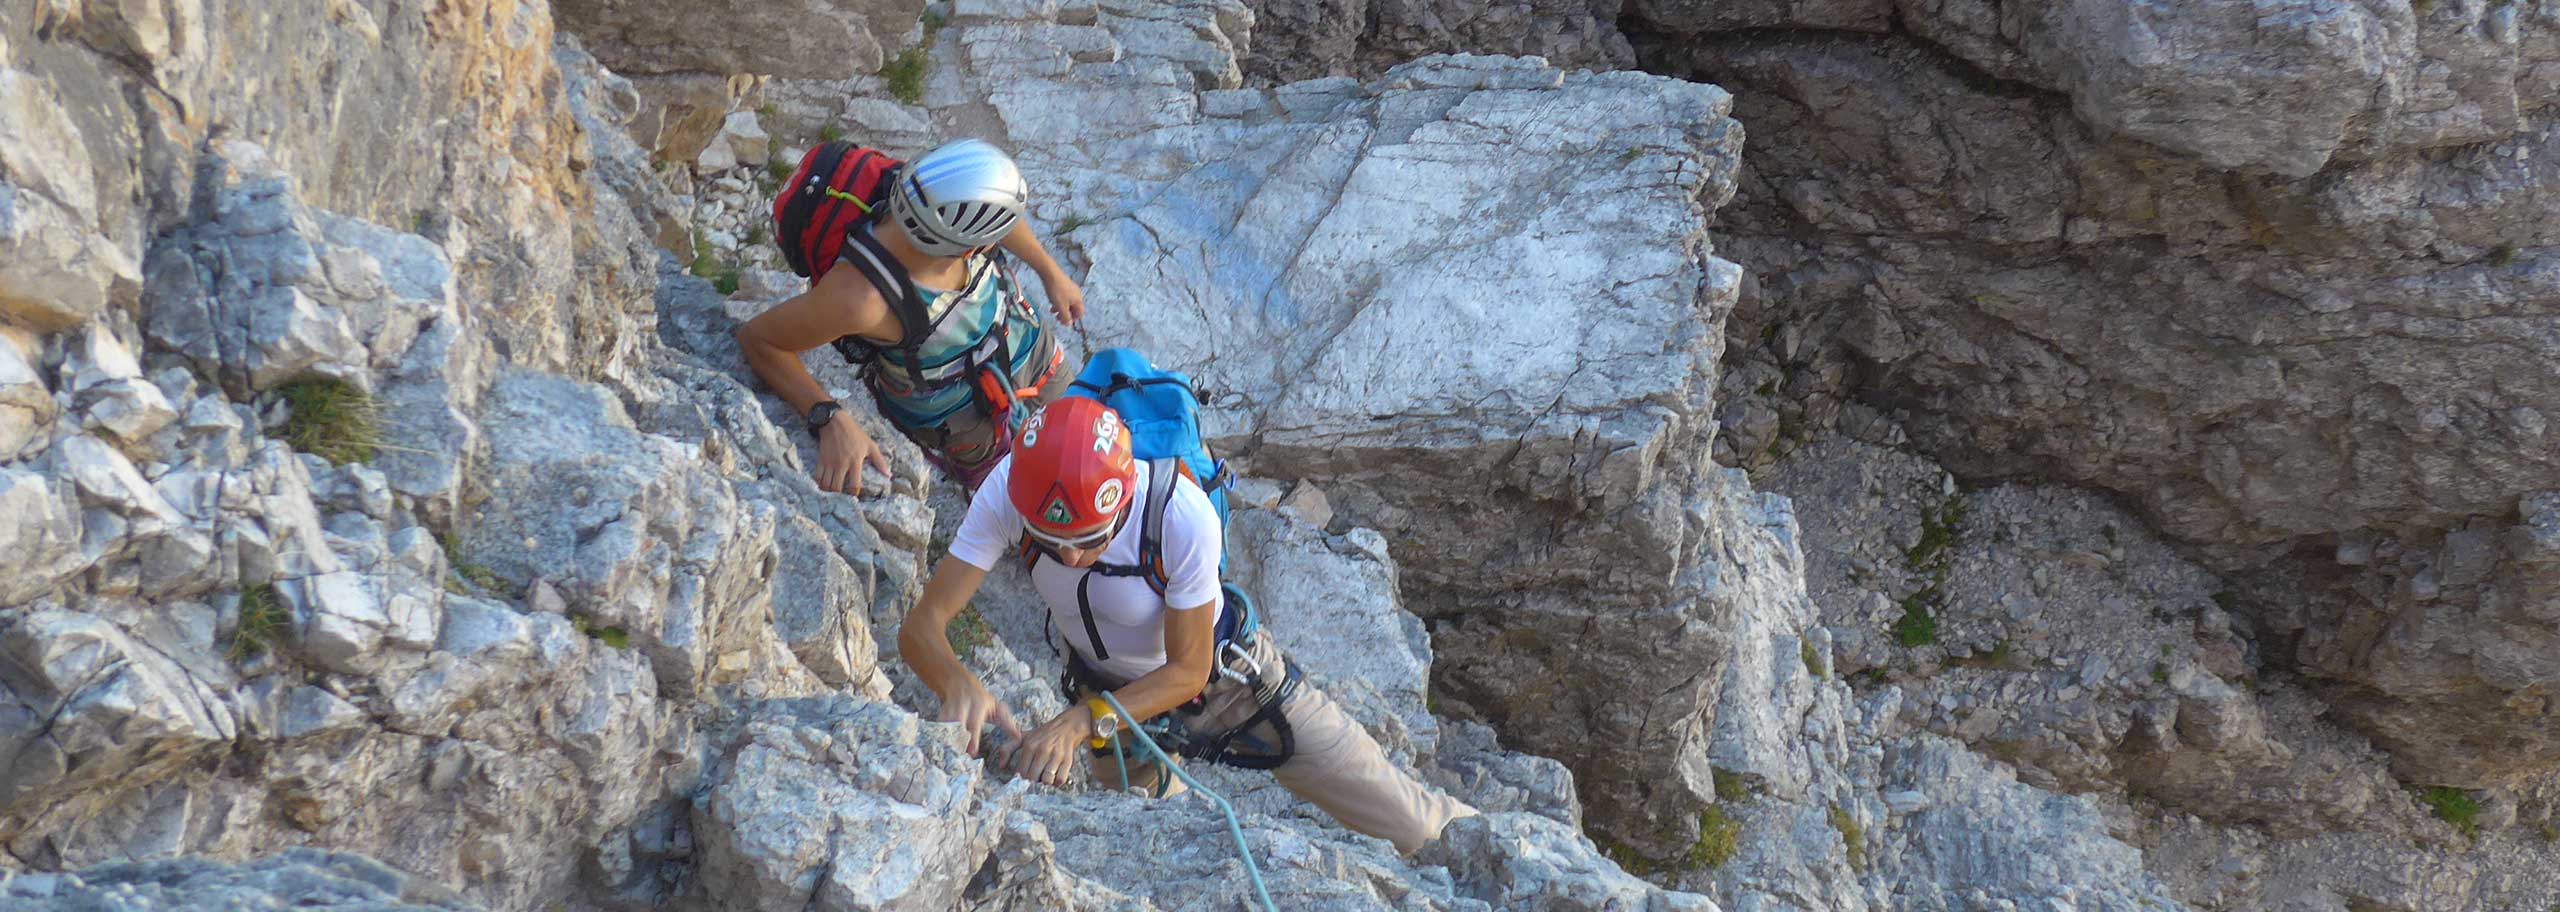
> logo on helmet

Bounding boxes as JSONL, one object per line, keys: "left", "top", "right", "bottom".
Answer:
{"left": 1042, "top": 498, "right": 1074, "bottom": 527}
{"left": 1094, "top": 478, "right": 1125, "bottom": 514}
{"left": 1019, "top": 411, "right": 1046, "bottom": 449}
{"left": 1093, "top": 411, "right": 1122, "bottom": 446}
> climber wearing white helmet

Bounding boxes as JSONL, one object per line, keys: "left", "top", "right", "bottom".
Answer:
{"left": 740, "top": 137, "right": 1084, "bottom": 495}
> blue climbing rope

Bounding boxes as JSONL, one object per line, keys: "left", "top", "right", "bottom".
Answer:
{"left": 1098, "top": 692, "right": 1277, "bottom": 912}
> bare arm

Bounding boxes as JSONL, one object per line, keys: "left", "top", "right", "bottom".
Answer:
{"left": 896, "top": 555, "right": 1019, "bottom": 756}
{"left": 998, "top": 220, "right": 1084, "bottom": 326}
{"left": 734, "top": 267, "right": 892, "bottom": 413}
{"left": 734, "top": 268, "right": 900, "bottom": 495}
{"left": 1007, "top": 597, "right": 1218, "bottom": 788}
{"left": 1098, "top": 599, "right": 1217, "bottom": 724}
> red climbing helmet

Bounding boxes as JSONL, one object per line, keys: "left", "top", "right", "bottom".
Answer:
{"left": 1008, "top": 397, "right": 1137, "bottom": 543}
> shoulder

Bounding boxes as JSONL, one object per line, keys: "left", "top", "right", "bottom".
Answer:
{"left": 812, "top": 257, "right": 897, "bottom": 339}
{"left": 1155, "top": 465, "right": 1222, "bottom": 540}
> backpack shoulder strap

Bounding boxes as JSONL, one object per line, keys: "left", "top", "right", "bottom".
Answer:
{"left": 831, "top": 223, "right": 937, "bottom": 385}
{"left": 1137, "top": 457, "right": 1186, "bottom": 595}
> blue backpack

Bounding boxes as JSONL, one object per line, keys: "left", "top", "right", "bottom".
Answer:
{"left": 1066, "top": 348, "right": 1230, "bottom": 526}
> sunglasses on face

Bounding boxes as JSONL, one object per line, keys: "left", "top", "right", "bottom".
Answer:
{"left": 1026, "top": 515, "right": 1119, "bottom": 551}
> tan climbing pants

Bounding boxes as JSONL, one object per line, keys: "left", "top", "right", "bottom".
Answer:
{"left": 1082, "top": 636, "right": 1480, "bottom": 855}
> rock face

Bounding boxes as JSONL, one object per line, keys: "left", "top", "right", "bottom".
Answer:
{"left": 0, "top": 7, "right": 917, "bottom": 909}
{"left": 4, "top": 849, "right": 476, "bottom": 910}
{"left": 912, "top": 0, "right": 1747, "bottom": 854}
{"left": 690, "top": 698, "right": 1011, "bottom": 912}
{"left": 1238, "top": 0, "right": 1633, "bottom": 83}
{"left": 19, "top": 0, "right": 2555, "bottom": 907}
{"left": 0, "top": 0, "right": 1748, "bottom": 908}
{"left": 1642, "top": 1, "right": 2560, "bottom": 789}
{"left": 554, "top": 0, "right": 927, "bottom": 78}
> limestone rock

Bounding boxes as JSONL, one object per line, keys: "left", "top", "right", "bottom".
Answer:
{"left": 1649, "top": 2, "right": 2560, "bottom": 787}
{"left": 555, "top": 0, "right": 927, "bottom": 78}
{"left": 0, "top": 609, "right": 237, "bottom": 815}
{"left": 0, "top": 334, "right": 54, "bottom": 457}
{"left": 627, "top": 73, "right": 749, "bottom": 165}
{"left": 688, "top": 697, "right": 1013, "bottom": 911}
{"left": 69, "top": 329, "right": 176, "bottom": 445}
{"left": 470, "top": 371, "right": 799, "bottom": 699}
{"left": 0, "top": 70, "right": 137, "bottom": 332}
{"left": 1420, "top": 813, "right": 1717, "bottom": 912}
{"left": 0, "top": 182, "right": 132, "bottom": 334}
{"left": 0, "top": 468, "right": 85, "bottom": 606}
{"left": 7, "top": 848, "right": 476, "bottom": 910}
{"left": 142, "top": 142, "right": 451, "bottom": 393}
{"left": 719, "top": 110, "right": 772, "bottom": 166}
{"left": 1239, "top": 0, "right": 1633, "bottom": 83}
{"left": 930, "top": 17, "right": 1746, "bottom": 852}
{"left": 1227, "top": 510, "right": 1438, "bottom": 758}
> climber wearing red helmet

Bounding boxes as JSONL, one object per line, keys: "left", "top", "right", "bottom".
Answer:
{"left": 897, "top": 398, "right": 1477, "bottom": 855}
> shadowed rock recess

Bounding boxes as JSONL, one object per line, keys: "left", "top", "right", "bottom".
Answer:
{"left": 5, "top": 0, "right": 2556, "bottom": 911}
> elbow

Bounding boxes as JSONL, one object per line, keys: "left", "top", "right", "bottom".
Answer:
{"left": 1177, "top": 656, "right": 1216, "bottom": 702}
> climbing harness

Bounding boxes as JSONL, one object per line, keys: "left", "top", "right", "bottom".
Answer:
{"left": 1056, "top": 584, "right": 1301, "bottom": 770}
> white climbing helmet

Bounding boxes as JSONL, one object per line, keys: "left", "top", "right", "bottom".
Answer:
{"left": 889, "top": 139, "right": 1029, "bottom": 257}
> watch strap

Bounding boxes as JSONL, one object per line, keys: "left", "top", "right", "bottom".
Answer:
{"left": 804, "top": 400, "right": 843, "bottom": 436}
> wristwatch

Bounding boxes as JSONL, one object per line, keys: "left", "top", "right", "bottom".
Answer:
{"left": 804, "top": 400, "right": 843, "bottom": 437}
{"left": 1086, "top": 697, "right": 1122, "bottom": 749}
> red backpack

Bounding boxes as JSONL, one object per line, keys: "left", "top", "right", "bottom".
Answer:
{"left": 772, "top": 140, "right": 902, "bottom": 280}
{"left": 770, "top": 140, "right": 954, "bottom": 388}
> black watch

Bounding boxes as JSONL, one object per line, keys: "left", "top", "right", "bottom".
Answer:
{"left": 804, "top": 400, "right": 844, "bottom": 437}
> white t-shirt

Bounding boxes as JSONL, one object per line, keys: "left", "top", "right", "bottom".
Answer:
{"left": 948, "top": 456, "right": 1225, "bottom": 683}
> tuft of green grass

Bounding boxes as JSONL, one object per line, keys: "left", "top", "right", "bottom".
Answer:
{"left": 2152, "top": 661, "right": 2171, "bottom": 684}
{"left": 1893, "top": 592, "right": 1938, "bottom": 647}
{"left": 1596, "top": 805, "right": 1745, "bottom": 877}
{"left": 275, "top": 378, "right": 379, "bottom": 465}
{"left": 819, "top": 123, "right": 846, "bottom": 144}
{"left": 230, "top": 583, "right": 289, "bottom": 660}
{"left": 882, "top": 47, "right": 929, "bottom": 105}
{"left": 2417, "top": 786, "right": 2481, "bottom": 838}
{"left": 948, "top": 605, "right": 994, "bottom": 654}
{"left": 1689, "top": 805, "right": 1741, "bottom": 870}
{"left": 691, "top": 236, "right": 743, "bottom": 295}
{"left": 1893, "top": 489, "right": 1965, "bottom": 649}
{"left": 1801, "top": 638, "right": 1826, "bottom": 678}
{"left": 1829, "top": 804, "right": 1867, "bottom": 871}
{"left": 2490, "top": 245, "right": 2519, "bottom": 267}
{"left": 1055, "top": 214, "right": 1091, "bottom": 234}
{"left": 1712, "top": 767, "right": 1752, "bottom": 803}
{"left": 1906, "top": 495, "right": 1967, "bottom": 570}
{"left": 438, "top": 532, "right": 507, "bottom": 597}
{"left": 573, "top": 616, "right": 630, "bottom": 650}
